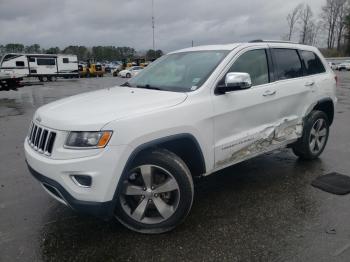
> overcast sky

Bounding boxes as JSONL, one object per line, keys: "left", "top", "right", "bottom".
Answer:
{"left": 0, "top": 0, "right": 324, "bottom": 52}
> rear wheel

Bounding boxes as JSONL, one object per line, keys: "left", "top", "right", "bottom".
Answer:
{"left": 292, "top": 110, "right": 329, "bottom": 160}
{"left": 114, "top": 149, "right": 194, "bottom": 234}
{"left": 126, "top": 73, "right": 131, "bottom": 78}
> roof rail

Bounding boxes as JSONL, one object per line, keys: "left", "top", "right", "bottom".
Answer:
{"left": 248, "top": 39, "right": 299, "bottom": 44}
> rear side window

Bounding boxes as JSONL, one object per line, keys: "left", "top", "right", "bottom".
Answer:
{"left": 63, "top": 58, "right": 69, "bottom": 63}
{"left": 272, "top": 49, "right": 303, "bottom": 80}
{"left": 228, "top": 49, "right": 269, "bottom": 86}
{"left": 300, "top": 51, "right": 326, "bottom": 75}
{"left": 16, "top": 61, "right": 25, "bottom": 67}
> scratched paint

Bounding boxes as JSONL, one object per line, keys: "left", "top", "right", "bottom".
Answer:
{"left": 216, "top": 118, "right": 302, "bottom": 167}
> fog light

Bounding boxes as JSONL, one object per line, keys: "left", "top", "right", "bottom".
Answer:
{"left": 70, "top": 175, "right": 92, "bottom": 187}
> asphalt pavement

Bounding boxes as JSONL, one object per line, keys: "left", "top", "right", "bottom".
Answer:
{"left": 0, "top": 74, "right": 350, "bottom": 261}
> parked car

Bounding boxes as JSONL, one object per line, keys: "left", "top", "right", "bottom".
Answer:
{"left": 118, "top": 66, "right": 143, "bottom": 78}
{"left": 0, "top": 71, "right": 24, "bottom": 91}
{"left": 328, "top": 62, "right": 337, "bottom": 70}
{"left": 336, "top": 61, "right": 350, "bottom": 71}
{"left": 25, "top": 40, "right": 336, "bottom": 234}
{"left": 111, "top": 64, "right": 124, "bottom": 77}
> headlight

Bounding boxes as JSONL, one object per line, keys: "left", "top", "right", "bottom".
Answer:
{"left": 65, "top": 131, "right": 112, "bottom": 149}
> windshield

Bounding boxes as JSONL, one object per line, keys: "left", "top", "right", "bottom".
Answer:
{"left": 127, "top": 50, "right": 228, "bottom": 92}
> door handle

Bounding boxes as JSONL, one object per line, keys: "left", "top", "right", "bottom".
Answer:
{"left": 263, "top": 90, "right": 276, "bottom": 96}
{"left": 305, "top": 81, "right": 315, "bottom": 87}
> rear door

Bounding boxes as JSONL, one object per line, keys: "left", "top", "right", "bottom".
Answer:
{"left": 268, "top": 47, "right": 313, "bottom": 133}
{"left": 298, "top": 50, "right": 329, "bottom": 101}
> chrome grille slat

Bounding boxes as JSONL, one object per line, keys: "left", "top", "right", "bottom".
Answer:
{"left": 27, "top": 122, "right": 56, "bottom": 156}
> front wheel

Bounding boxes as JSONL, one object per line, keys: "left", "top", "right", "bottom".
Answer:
{"left": 292, "top": 110, "right": 329, "bottom": 160}
{"left": 114, "top": 149, "right": 194, "bottom": 234}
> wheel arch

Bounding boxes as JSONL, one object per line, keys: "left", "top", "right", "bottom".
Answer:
{"left": 124, "top": 133, "right": 206, "bottom": 178}
{"left": 312, "top": 98, "right": 334, "bottom": 125}
{"left": 304, "top": 97, "right": 334, "bottom": 126}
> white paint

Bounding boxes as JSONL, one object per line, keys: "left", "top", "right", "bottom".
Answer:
{"left": 25, "top": 42, "right": 337, "bottom": 203}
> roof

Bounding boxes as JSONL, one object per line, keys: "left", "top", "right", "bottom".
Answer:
{"left": 4, "top": 53, "right": 76, "bottom": 57}
{"left": 169, "top": 41, "right": 318, "bottom": 54}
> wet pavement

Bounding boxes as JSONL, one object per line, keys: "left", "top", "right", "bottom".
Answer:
{"left": 0, "top": 74, "right": 350, "bottom": 261}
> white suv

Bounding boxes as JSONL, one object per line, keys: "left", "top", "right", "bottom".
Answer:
{"left": 25, "top": 41, "right": 336, "bottom": 233}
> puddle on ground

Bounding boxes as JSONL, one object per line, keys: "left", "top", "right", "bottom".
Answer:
{"left": 0, "top": 99, "right": 24, "bottom": 118}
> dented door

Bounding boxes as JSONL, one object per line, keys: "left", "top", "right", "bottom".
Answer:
{"left": 212, "top": 47, "right": 308, "bottom": 169}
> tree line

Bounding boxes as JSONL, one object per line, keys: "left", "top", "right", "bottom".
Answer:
{"left": 285, "top": 0, "right": 350, "bottom": 56}
{"left": 0, "top": 43, "right": 163, "bottom": 62}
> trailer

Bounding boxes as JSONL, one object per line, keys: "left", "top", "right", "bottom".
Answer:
{"left": 0, "top": 53, "right": 79, "bottom": 81}
{"left": 0, "top": 71, "right": 24, "bottom": 91}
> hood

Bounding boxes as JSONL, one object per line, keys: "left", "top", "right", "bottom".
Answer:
{"left": 35, "top": 86, "right": 187, "bottom": 131}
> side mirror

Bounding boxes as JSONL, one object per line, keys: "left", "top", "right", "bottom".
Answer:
{"left": 216, "top": 72, "right": 252, "bottom": 94}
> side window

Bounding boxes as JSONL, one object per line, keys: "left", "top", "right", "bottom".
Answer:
{"left": 272, "top": 49, "right": 303, "bottom": 80}
{"left": 29, "top": 57, "right": 35, "bottom": 62}
{"left": 62, "top": 58, "right": 69, "bottom": 63}
{"left": 37, "top": 58, "right": 56, "bottom": 66}
{"left": 228, "top": 49, "right": 269, "bottom": 86}
{"left": 16, "top": 61, "right": 25, "bottom": 67}
{"left": 300, "top": 50, "right": 326, "bottom": 75}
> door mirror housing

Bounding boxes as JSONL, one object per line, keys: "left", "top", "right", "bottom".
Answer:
{"left": 216, "top": 72, "right": 252, "bottom": 94}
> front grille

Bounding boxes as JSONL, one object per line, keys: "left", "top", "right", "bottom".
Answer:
{"left": 27, "top": 122, "right": 56, "bottom": 155}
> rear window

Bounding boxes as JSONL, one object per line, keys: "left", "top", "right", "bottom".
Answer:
{"left": 16, "top": 61, "right": 25, "bottom": 67}
{"left": 300, "top": 51, "right": 326, "bottom": 75}
{"left": 63, "top": 58, "right": 69, "bottom": 63}
{"left": 37, "top": 58, "right": 56, "bottom": 66}
{"left": 272, "top": 49, "right": 303, "bottom": 80}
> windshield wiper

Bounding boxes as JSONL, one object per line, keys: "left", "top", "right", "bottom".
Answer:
{"left": 136, "top": 84, "right": 161, "bottom": 90}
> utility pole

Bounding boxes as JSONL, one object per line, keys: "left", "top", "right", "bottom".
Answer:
{"left": 152, "top": 0, "right": 155, "bottom": 51}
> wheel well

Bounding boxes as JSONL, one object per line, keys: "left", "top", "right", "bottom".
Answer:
{"left": 131, "top": 135, "right": 206, "bottom": 177}
{"left": 313, "top": 99, "right": 334, "bottom": 125}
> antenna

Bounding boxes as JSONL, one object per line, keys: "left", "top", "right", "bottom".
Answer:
{"left": 152, "top": 0, "right": 155, "bottom": 51}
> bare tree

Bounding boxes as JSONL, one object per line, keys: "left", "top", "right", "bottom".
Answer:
{"left": 321, "top": 0, "right": 347, "bottom": 49}
{"left": 335, "top": 0, "right": 348, "bottom": 50}
{"left": 299, "top": 4, "right": 314, "bottom": 44}
{"left": 306, "top": 21, "right": 321, "bottom": 46}
{"left": 286, "top": 4, "right": 303, "bottom": 41}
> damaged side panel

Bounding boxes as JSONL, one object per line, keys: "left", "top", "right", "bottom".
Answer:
{"left": 214, "top": 117, "right": 302, "bottom": 169}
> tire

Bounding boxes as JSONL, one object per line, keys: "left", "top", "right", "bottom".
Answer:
{"left": 126, "top": 73, "right": 131, "bottom": 78}
{"left": 292, "top": 110, "right": 330, "bottom": 160}
{"left": 114, "top": 148, "right": 194, "bottom": 234}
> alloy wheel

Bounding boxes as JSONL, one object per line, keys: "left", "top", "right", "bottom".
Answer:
{"left": 309, "top": 118, "right": 327, "bottom": 154}
{"left": 119, "top": 164, "right": 180, "bottom": 224}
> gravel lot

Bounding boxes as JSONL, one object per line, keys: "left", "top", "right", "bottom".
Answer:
{"left": 0, "top": 73, "right": 350, "bottom": 261}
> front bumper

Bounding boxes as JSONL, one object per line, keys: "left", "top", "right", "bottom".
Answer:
{"left": 25, "top": 137, "right": 132, "bottom": 202}
{"left": 27, "top": 163, "right": 114, "bottom": 219}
